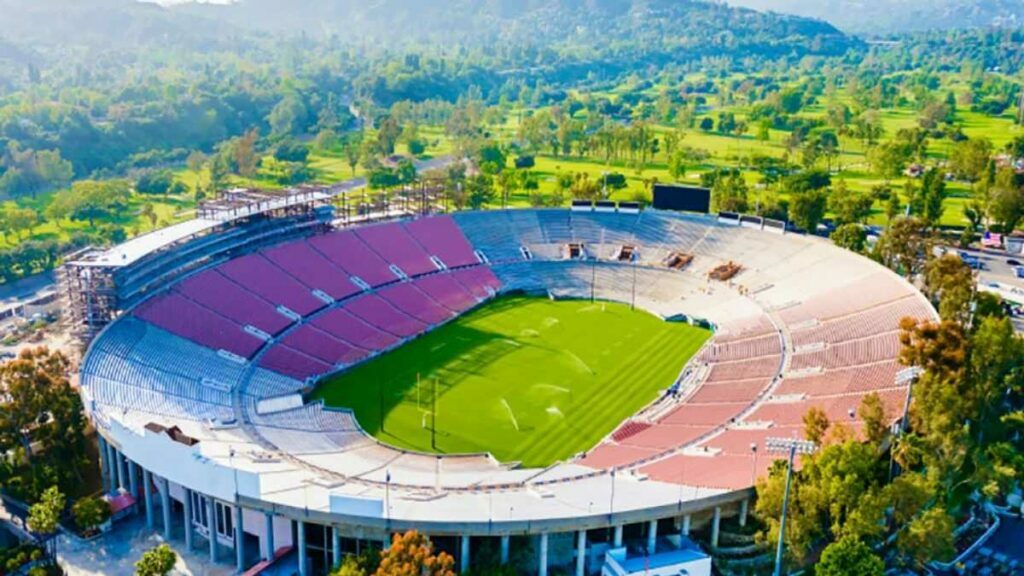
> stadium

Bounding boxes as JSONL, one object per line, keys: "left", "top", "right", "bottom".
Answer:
{"left": 62, "top": 188, "right": 936, "bottom": 576}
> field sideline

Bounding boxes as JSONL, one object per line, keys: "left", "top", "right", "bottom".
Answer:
{"left": 312, "top": 295, "right": 711, "bottom": 467}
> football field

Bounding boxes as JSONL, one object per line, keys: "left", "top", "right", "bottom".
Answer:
{"left": 312, "top": 295, "right": 711, "bottom": 467}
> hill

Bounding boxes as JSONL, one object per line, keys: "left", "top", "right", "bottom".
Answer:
{"left": 168, "top": 0, "right": 856, "bottom": 54}
{"left": 725, "top": 0, "right": 1024, "bottom": 35}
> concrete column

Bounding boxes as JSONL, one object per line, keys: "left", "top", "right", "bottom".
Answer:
{"left": 128, "top": 460, "right": 139, "bottom": 501}
{"left": 460, "top": 535, "right": 471, "bottom": 573}
{"left": 681, "top": 515, "right": 691, "bottom": 538}
{"left": 575, "top": 530, "right": 586, "bottom": 576}
{"left": 118, "top": 450, "right": 128, "bottom": 491}
{"left": 208, "top": 497, "right": 218, "bottom": 563}
{"left": 613, "top": 525, "right": 624, "bottom": 548}
{"left": 711, "top": 506, "right": 721, "bottom": 548}
{"left": 104, "top": 440, "right": 116, "bottom": 492}
{"left": 647, "top": 519, "right": 657, "bottom": 555}
{"left": 297, "top": 522, "right": 308, "bottom": 576}
{"left": 114, "top": 449, "right": 125, "bottom": 490}
{"left": 234, "top": 505, "right": 245, "bottom": 573}
{"left": 500, "top": 535, "right": 510, "bottom": 564}
{"left": 332, "top": 527, "right": 342, "bottom": 569}
{"left": 739, "top": 498, "right": 749, "bottom": 528}
{"left": 98, "top": 435, "right": 110, "bottom": 490}
{"left": 183, "top": 489, "right": 194, "bottom": 551}
{"left": 382, "top": 534, "right": 391, "bottom": 550}
{"left": 160, "top": 478, "right": 172, "bottom": 540}
{"left": 537, "top": 533, "right": 548, "bottom": 576}
{"left": 142, "top": 469, "right": 154, "bottom": 529}
{"left": 263, "top": 512, "right": 275, "bottom": 561}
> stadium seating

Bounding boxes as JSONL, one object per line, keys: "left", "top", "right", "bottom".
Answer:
{"left": 174, "top": 269, "right": 294, "bottom": 335}
{"left": 308, "top": 230, "right": 398, "bottom": 288}
{"left": 83, "top": 209, "right": 936, "bottom": 494}
{"left": 404, "top": 215, "right": 479, "bottom": 268}
{"left": 261, "top": 240, "right": 362, "bottom": 301}
{"left": 133, "top": 292, "right": 265, "bottom": 358}
{"left": 354, "top": 221, "right": 438, "bottom": 277}
{"left": 218, "top": 253, "right": 326, "bottom": 316}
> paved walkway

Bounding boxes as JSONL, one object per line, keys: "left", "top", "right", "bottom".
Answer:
{"left": 56, "top": 515, "right": 236, "bottom": 576}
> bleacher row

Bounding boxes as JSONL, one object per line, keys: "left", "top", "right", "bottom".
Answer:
{"left": 82, "top": 208, "right": 938, "bottom": 493}
{"left": 131, "top": 215, "right": 500, "bottom": 381}
{"left": 452, "top": 210, "right": 934, "bottom": 490}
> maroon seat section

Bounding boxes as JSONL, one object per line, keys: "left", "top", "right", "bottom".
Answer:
{"left": 355, "top": 222, "right": 438, "bottom": 277}
{"left": 404, "top": 216, "right": 479, "bottom": 268}
{"left": 218, "top": 254, "right": 325, "bottom": 316}
{"left": 134, "top": 292, "right": 264, "bottom": 358}
{"left": 175, "top": 269, "right": 293, "bottom": 336}
{"left": 309, "top": 230, "right": 398, "bottom": 288}
{"left": 262, "top": 241, "right": 362, "bottom": 301}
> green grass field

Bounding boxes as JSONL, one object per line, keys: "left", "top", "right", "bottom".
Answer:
{"left": 312, "top": 295, "right": 711, "bottom": 467}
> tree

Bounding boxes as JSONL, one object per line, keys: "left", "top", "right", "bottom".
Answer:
{"left": 949, "top": 138, "right": 992, "bottom": 182}
{"left": 28, "top": 486, "right": 64, "bottom": 536}
{"left": 803, "top": 406, "right": 830, "bottom": 444}
{"left": 3, "top": 205, "right": 38, "bottom": 240}
{"left": 376, "top": 116, "right": 402, "bottom": 156}
{"left": 920, "top": 169, "right": 947, "bottom": 227}
{"left": 699, "top": 117, "right": 714, "bottom": 132}
{"left": 924, "top": 254, "right": 974, "bottom": 323}
{"left": 466, "top": 174, "right": 495, "bottom": 209}
{"left": 332, "top": 554, "right": 368, "bottom": 576}
{"left": 0, "top": 347, "right": 88, "bottom": 501}
{"left": 375, "top": 531, "right": 455, "bottom": 576}
{"left": 135, "top": 544, "right": 176, "bottom": 576}
{"left": 829, "top": 180, "right": 874, "bottom": 224}
{"left": 274, "top": 140, "right": 310, "bottom": 163}
{"left": 668, "top": 150, "right": 687, "bottom": 180}
{"left": 831, "top": 223, "right": 867, "bottom": 253}
{"left": 817, "top": 537, "right": 884, "bottom": 576}
{"left": 897, "top": 507, "right": 955, "bottom": 567}
{"left": 711, "top": 172, "right": 748, "bottom": 213}
{"left": 869, "top": 140, "right": 913, "bottom": 180}
{"left": 136, "top": 170, "right": 175, "bottom": 196}
{"left": 45, "top": 180, "right": 131, "bottom": 227}
{"left": 858, "top": 392, "right": 888, "bottom": 446}
{"left": 28, "top": 485, "right": 64, "bottom": 561}
{"left": 72, "top": 496, "right": 111, "bottom": 534}
{"left": 268, "top": 95, "right": 308, "bottom": 137}
{"left": 395, "top": 159, "right": 417, "bottom": 185}
{"left": 886, "top": 189, "right": 903, "bottom": 223}
{"left": 877, "top": 217, "right": 929, "bottom": 277}
{"left": 234, "top": 129, "right": 260, "bottom": 178}
{"left": 988, "top": 169, "right": 1024, "bottom": 233}
{"left": 344, "top": 137, "right": 363, "bottom": 177}
{"left": 789, "top": 189, "right": 828, "bottom": 233}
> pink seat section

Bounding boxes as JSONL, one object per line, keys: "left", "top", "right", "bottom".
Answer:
{"left": 404, "top": 216, "right": 479, "bottom": 268}
{"left": 378, "top": 283, "right": 452, "bottom": 325}
{"left": 175, "top": 269, "right": 292, "bottom": 336}
{"left": 345, "top": 294, "right": 426, "bottom": 338}
{"left": 262, "top": 241, "right": 361, "bottom": 301}
{"left": 308, "top": 230, "right": 398, "bottom": 288}
{"left": 355, "top": 222, "right": 438, "bottom": 277}
{"left": 134, "top": 292, "right": 264, "bottom": 358}
{"left": 217, "top": 254, "right": 325, "bottom": 316}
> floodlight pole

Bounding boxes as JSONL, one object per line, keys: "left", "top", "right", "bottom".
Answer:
{"left": 766, "top": 437, "right": 816, "bottom": 576}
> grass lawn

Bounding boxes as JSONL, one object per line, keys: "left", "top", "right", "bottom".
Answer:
{"left": 312, "top": 295, "right": 710, "bottom": 467}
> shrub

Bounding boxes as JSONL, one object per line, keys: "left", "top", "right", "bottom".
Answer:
{"left": 72, "top": 496, "right": 111, "bottom": 534}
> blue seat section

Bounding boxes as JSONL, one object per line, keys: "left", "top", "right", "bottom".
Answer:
{"left": 82, "top": 317, "right": 304, "bottom": 422}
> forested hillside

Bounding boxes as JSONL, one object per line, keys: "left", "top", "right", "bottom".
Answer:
{"left": 727, "top": 0, "right": 1024, "bottom": 35}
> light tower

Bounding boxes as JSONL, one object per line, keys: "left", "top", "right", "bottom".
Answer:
{"left": 765, "top": 437, "right": 817, "bottom": 576}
